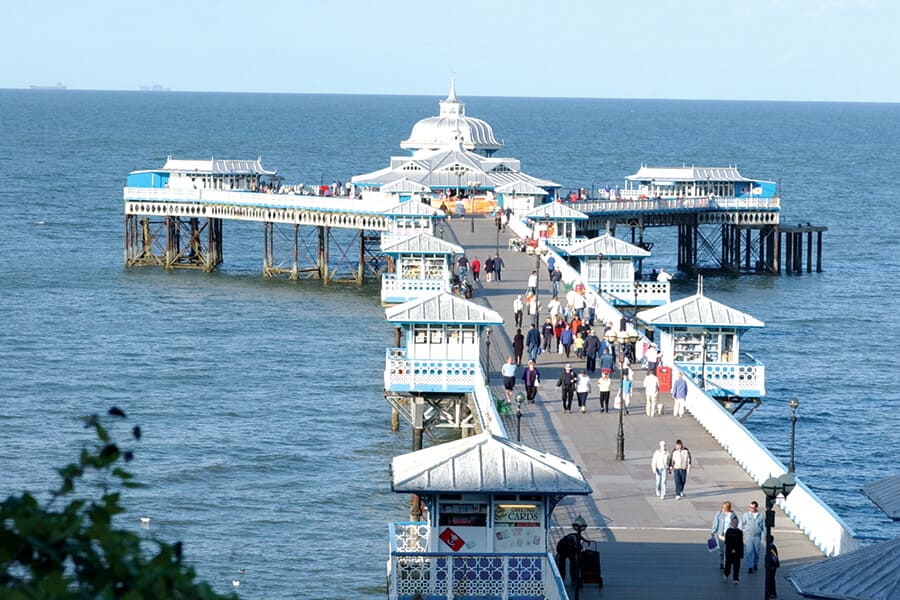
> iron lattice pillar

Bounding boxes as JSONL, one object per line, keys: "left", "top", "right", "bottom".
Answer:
{"left": 124, "top": 215, "right": 222, "bottom": 272}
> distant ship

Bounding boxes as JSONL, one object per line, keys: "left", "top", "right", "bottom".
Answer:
{"left": 139, "top": 84, "right": 171, "bottom": 92}
{"left": 30, "top": 83, "right": 66, "bottom": 90}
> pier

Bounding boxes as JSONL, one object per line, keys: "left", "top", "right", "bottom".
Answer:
{"left": 420, "top": 216, "right": 850, "bottom": 598}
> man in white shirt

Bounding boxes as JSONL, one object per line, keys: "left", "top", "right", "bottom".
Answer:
{"left": 644, "top": 370, "right": 660, "bottom": 417}
{"left": 650, "top": 441, "right": 671, "bottom": 499}
{"left": 656, "top": 268, "right": 673, "bottom": 283}
{"left": 741, "top": 501, "right": 765, "bottom": 573}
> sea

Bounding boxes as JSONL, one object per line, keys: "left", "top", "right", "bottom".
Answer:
{"left": 1, "top": 89, "right": 898, "bottom": 598}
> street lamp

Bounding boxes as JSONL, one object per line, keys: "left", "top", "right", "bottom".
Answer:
{"left": 613, "top": 328, "right": 638, "bottom": 461}
{"left": 514, "top": 391, "right": 526, "bottom": 442}
{"left": 761, "top": 473, "right": 796, "bottom": 600}
{"left": 532, "top": 246, "right": 549, "bottom": 328}
{"left": 484, "top": 327, "right": 492, "bottom": 386}
{"left": 469, "top": 181, "right": 479, "bottom": 233}
{"left": 788, "top": 397, "right": 800, "bottom": 473}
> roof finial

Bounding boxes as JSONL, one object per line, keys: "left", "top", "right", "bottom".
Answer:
{"left": 448, "top": 75, "right": 458, "bottom": 101}
{"left": 697, "top": 274, "right": 704, "bottom": 296}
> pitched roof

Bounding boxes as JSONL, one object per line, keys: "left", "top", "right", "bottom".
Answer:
{"left": 636, "top": 293, "right": 764, "bottom": 328}
{"left": 522, "top": 202, "right": 588, "bottom": 220}
{"left": 381, "top": 232, "right": 463, "bottom": 255}
{"left": 391, "top": 432, "right": 592, "bottom": 495}
{"left": 380, "top": 178, "right": 432, "bottom": 193}
{"left": 566, "top": 234, "right": 651, "bottom": 258}
{"left": 625, "top": 166, "right": 757, "bottom": 183}
{"left": 863, "top": 474, "right": 900, "bottom": 519}
{"left": 385, "top": 291, "right": 503, "bottom": 325}
{"left": 494, "top": 180, "right": 549, "bottom": 196}
{"left": 381, "top": 200, "right": 444, "bottom": 218}
{"left": 788, "top": 537, "right": 900, "bottom": 600}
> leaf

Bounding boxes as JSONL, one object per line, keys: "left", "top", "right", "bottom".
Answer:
{"left": 108, "top": 406, "right": 127, "bottom": 418}
{"left": 132, "top": 425, "right": 142, "bottom": 440}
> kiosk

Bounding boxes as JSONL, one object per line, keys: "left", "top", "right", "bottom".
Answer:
{"left": 520, "top": 202, "right": 588, "bottom": 251}
{"left": 380, "top": 233, "right": 463, "bottom": 304}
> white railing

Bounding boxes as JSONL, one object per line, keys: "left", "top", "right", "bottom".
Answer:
{"left": 123, "top": 186, "right": 398, "bottom": 214}
{"left": 384, "top": 348, "right": 480, "bottom": 393}
{"left": 677, "top": 359, "right": 766, "bottom": 397}
{"left": 381, "top": 274, "right": 449, "bottom": 302}
{"left": 681, "top": 370, "right": 857, "bottom": 556}
{"left": 600, "top": 280, "right": 670, "bottom": 306}
{"left": 388, "top": 524, "right": 567, "bottom": 600}
{"left": 573, "top": 195, "right": 780, "bottom": 214}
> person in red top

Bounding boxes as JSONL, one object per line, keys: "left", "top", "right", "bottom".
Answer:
{"left": 471, "top": 257, "right": 481, "bottom": 282}
{"left": 553, "top": 317, "right": 565, "bottom": 352}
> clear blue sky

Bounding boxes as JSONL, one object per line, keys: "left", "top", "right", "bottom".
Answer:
{"left": 3, "top": 0, "right": 897, "bottom": 102}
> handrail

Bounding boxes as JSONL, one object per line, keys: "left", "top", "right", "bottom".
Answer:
{"left": 573, "top": 195, "right": 781, "bottom": 214}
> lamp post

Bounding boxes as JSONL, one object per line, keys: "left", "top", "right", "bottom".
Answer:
{"left": 514, "top": 391, "right": 525, "bottom": 442}
{"left": 788, "top": 397, "right": 800, "bottom": 473}
{"left": 484, "top": 327, "right": 492, "bottom": 387}
{"left": 469, "top": 181, "right": 479, "bottom": 233}
{"left": 614, "top": 328, "right": 638, "bottom": 461}
{"left": 532, "top": 246, "right": 548, "bottom": 329}
{"left": 762, "top": 473, "right": 796, "bottom": 600}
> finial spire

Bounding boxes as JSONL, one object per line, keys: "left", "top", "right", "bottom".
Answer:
{"left": 697, "top": 274, "right": 704, "bottom": 296}
{"left": 448, "top": 75, "right": 458, "bottom": 101}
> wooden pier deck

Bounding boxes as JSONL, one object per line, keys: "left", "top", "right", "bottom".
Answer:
{"left": 444, "top": 217, "right": 824, "bottom": 599}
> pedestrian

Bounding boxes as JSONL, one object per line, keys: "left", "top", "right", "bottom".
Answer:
{"left": 547, "top": 295, "right": 562, "bottom": 324}
{"left": 513, "top": 295, "right": 524, "bottom": 328}
{"left": 710, "top": 501, "right": 738, "bottom": 570}
{"left": 560, "top": 322, "right": 574, "bottom": 357}
{"left": 556, "top": 364, "right": 577, "bottom": 413}
{"left": 598, "top": 347, "right": 615, "bottom": 375}
{"left": 741, "top": 501, "right": 765, "bottom": 574}
{"left": 522, "top": 360, "right": 541, "bottom": 404}
{"left": 672, "top": 371, "right": 688, "bottom": 417}
{"left": 553, "top": 317, "right": 565, "bottom": 353}
{"left": 723, "top": 515, "right": 744, "bottom": 584}
{"left": 527, "top": 270, "right": 538, "bottom": 294}
{"left": 547, "top": 255, "right": 556, "bottom": 278}
{"left": 512, "top": 328, "right": 524, "bottom": 365}
{"left": 501, "top": 356, "right": 517, "bottom": 402}
{"left": 651, "top": 441, "right": 670, "bottom": 499}
{"left": 657, "top": 267, "right": 673, "bottom": 283}
{"left": 644, "top": 370, "right": 660, "bottom": 417}
{"left": 457, "top": 254, "right": 469, "bottom": 280}
{"left": 484, "top": 255, "right": 494, "bottom": 283}
{"left": 584, "top": 330, "right": 600, "bottom": 373}
{"left": 765, "top": 540, "right": 780, "bottom": 599}
{"left": 471, "top": 256, "right": 481, "bottom": 282}
{"left": 671, "top": 439, "right": 691, "bottom": 498}
{"left": 550, "top": 267, "right": 562, "bottom": 298}
{"left": 575, "top": 369, "right": 591, "bottom": 413}
{"left": 493, "top": 253, "right": 504, "bottom": 281}
{"left": 527, "top": 293, "right": 540, "bottom": 326}
{"left": 597, "top": 371, "right": 612, "bottom": 412}
{"left": 525, "top": 324, "right": 541, "bottom": 363}
{"left": 541, "top": 318, "right": 554, "bottom": 352}
{"left": 573, "top": 331, "right": 585, "bottom": 358}
{"left": 620, "top": 366, "right": 633, "bottom": 414}
{"left": 645, "top": 343, "right": 658, "bottom": 373}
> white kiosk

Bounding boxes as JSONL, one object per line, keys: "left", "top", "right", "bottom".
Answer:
{"left": 380, "top": 200, "right": 444, "bottom": 247}
{"left": 387, "top": 433, "right": 592, "bottom": 600}
{"left": 520, "top": 202, "right": 588, "bottom": 250}
{"left": 380, "top": 233, "right": 463, "bottom": 304}
{"left": 637, "top": 292, "right": 766, "bottom": 398}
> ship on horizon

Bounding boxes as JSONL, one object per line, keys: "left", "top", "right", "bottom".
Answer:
{"left": 29, "top": 83, "right": 66, "bottom": 90}
{"left": 139, "top": 83, "right": 171, "bottom": 92}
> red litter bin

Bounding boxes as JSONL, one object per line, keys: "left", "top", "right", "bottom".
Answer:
{"left": 657, "top": 366, "right": 672, "bottom": 393}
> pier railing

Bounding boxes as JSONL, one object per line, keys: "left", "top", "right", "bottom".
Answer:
{"left": 384, "top": 348, "right": 481, "bottom": 394}
{"left": 677, "top": 356, "right": 766, "bottom": 397}
{"left": 381, "top": 274, "right": 450, "bottom": 303}
{"left": 600, "top": 280, "right": 670, "bottom": 307}
{"left": 388, "top": 523, "right": 568, "bottom": 600}
{"left": 573, "top": 195, "right": 780, "bottom": 215}
{"left": 680, "top": 370, "right": 857, "bottom": 556}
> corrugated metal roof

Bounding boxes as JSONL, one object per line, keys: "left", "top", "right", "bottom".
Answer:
{"left": 382, "top": 200, "right": 443, "bottom": 218}
{"left": 159, "top": 157, "right": 276, "bottom": 176}
{"left": 636, "top": 293, "right": 764, "bottom": 328}
{"left": 494, "top": 180, "right": 549, "bottom": 196}
{"left": 863, "top": 474, "right": 900, "bottom": 519}
{"left": 566, "top": 234, "right": 651, "bottom": 258}
{"left": 625, "top": 166, "right": 754, "bottom": 183}
{"left": 381, "top": 233, "right": 463, "bottom": 255}
{"left": 787, "top": 537, "right": 900, "bottom": 600}
{"left": 391, "top": 432, "right": 592, "bottom": 495}
{"left": 522, "top": 202, "right": 588, "bottom": 220}
{"left": 381, "top": 178, "right": 432, "bottom": 193}
{"left": 385, "top": 291, "right": 504, "bottom": 325}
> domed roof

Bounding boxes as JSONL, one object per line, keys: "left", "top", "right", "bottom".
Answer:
{"left": 401, "top": 80, "right": 504, "bottom": 156}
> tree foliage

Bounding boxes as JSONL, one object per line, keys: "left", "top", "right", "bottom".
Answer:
{"left": 0, "top": 408, "right": 237, "bottom": 599}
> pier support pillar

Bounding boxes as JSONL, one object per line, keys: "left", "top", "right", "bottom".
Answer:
{"left": 358, "top": 229, "right": 366, "bottom": 284}
{"left": 816, "top": 231, "right": 823, "bottom": 272}
{"left": 317, "top": 226, "right": 331, "bottom": 284}
{"left": 784, "top": 230, "right": 793, "bottom": 273}
{"left": 409, "top": 396, "right": 425, "bottom": 521}
{"left": 806, "top": 231, "right": 813, "bottom": 273}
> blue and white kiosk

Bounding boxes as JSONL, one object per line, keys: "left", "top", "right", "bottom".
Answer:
{"left": 380, "top": 233, "right": 463, "bottom": 304}
{"left": 563, "top": 234, "right": 670, "bottom": 307}
{"left": 387, "top": 433, "right": 592, "bottom": 600}
{"left": 381, "top": 200, "right": 445, "bottom": 248}
{"left": 637, "top": 292, "right": 766, "bottom": 399}
{"left": 384, "top": 291, "right": 503, "bottom": 394}
{"left": 520, "top": 203, "right": 588, "bottom": 251}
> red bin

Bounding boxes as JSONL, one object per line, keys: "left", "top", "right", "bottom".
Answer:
{"left": 657, "top": 366, "right": 672, "bottom": 393}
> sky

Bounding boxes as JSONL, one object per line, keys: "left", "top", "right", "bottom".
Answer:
{"left": 2, "top": 0, "right": 898, "bottom": 102}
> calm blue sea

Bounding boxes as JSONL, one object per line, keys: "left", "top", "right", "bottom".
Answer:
{"left": 1, "top": 90, "right": 898, "bottom": 597}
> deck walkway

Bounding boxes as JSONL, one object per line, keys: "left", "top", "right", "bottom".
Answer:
{"left": 444, "top": 217, "right": 822, "bottom": 599}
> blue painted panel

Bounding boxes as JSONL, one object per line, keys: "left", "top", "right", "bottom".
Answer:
{"left": 126, "top": 172, "right": 168, "bottom": 188}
